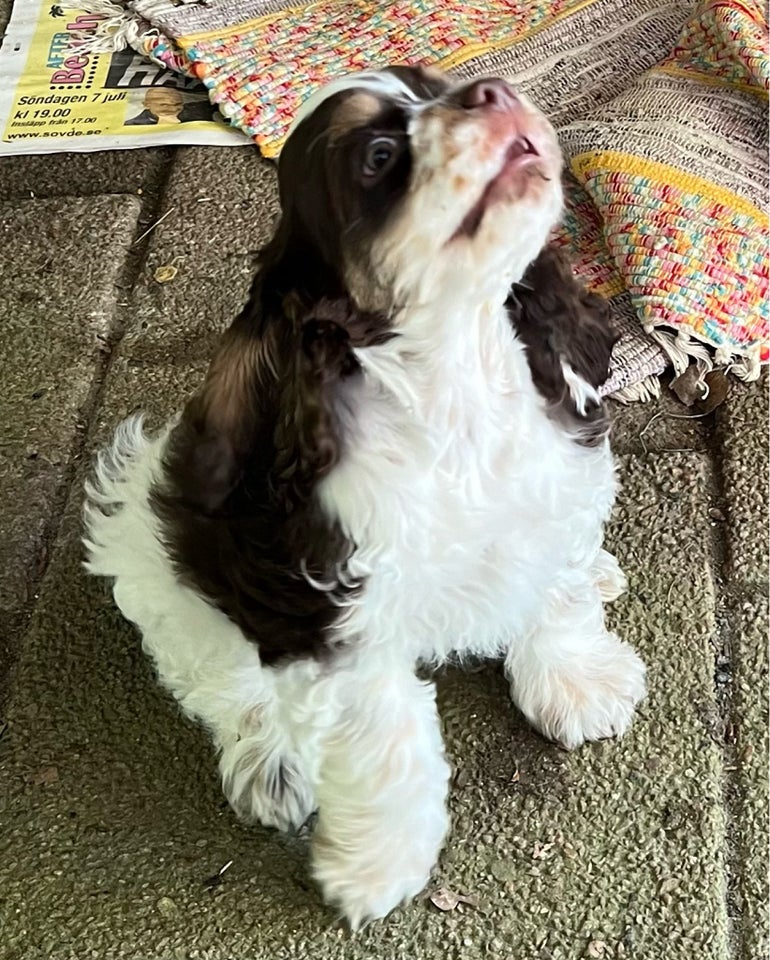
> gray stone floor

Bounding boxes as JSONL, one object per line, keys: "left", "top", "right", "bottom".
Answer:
{"left": 0, "top": 132, "right": 767, "bottom": 960}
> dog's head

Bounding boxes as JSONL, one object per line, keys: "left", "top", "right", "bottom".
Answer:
{"left": 167, "top": 66, "right": 566, "bottom": 512}
{"left": 265, "top": 65, "right": 564, "bottom": 315}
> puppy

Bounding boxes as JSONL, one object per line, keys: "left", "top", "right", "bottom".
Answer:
{"left": 84, "top": 65, "right": 645, "bottom": 928}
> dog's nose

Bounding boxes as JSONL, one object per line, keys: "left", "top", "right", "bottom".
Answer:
{"left": 459, "top": 78, "right": 518, "bottom": 110}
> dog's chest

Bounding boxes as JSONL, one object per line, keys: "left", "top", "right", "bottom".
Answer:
{"left": 319, "top": 335, "right": 614, "bottom": 657}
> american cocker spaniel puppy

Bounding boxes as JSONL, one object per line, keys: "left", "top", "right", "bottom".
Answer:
{"left": 84, "top": 65, "right": 646, "bottom": 928}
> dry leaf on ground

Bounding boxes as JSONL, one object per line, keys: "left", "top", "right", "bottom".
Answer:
{"left": 429, "top": 888, "right": 478, "bottom": 911}
{"left": 153, "top": 264, "right": 179, "bottom": 284}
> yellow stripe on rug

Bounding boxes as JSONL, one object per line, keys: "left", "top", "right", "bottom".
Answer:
{"left": 571, "top": 151, "right": 769, "bottom": 225}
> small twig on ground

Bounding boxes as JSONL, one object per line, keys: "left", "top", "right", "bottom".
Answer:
{"left": 667, "top": 578, "right": 677, "bottom": 605}
{"left": 203, "top": 859, "right": 233, "bottom": 891}
{"left": 638, "top": 410, "right": 712, "bottom": 454}
{"left": 133, "top": 206, "right": 175, "bottom": 245}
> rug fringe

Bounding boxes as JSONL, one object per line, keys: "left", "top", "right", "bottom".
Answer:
{"left": 609, "top": 372, "right": 663, "bottom": 404}
{"left": 649, "top": 324, "right": 763, "bottom": 392}
{"left": 135, "top": 0, "right": 204, "bottom": 15}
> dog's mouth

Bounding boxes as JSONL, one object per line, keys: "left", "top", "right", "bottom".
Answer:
{"left": 451, "top": 132, "right": 548, "bottom": 241}
{"left": 505, "top": 134, "right": 540, "bottom": 167}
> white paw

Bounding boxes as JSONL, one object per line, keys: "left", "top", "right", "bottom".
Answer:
{"left": 312, "top": 823, "right": 441, "bottom": 930}
{"left": 591, "top": 548, "right": 628, "bottom": 603}
{"left": 512, "top": 635, "right": 646, "bottom": 751}
{"left": 219, "top": 742, "right": 315, "bottom": 831}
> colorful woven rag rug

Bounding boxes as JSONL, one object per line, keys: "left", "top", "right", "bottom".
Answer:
{"left": 560, "top": 0, "right": 769, "bottom": 382}
{"left": 72, "top": 0, "right": 769, "bottom": 398}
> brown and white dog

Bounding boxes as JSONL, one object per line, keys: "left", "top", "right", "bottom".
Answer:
{"left": 84, "top": 66, "right": 645, "bottom": 927}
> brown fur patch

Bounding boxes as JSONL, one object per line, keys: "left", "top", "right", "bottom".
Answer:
{"left": 506, "top": 245, "right": 617, "bottom": 444}
{"left": 151, "top": 258, "right": 391, "bottom": 663}
{"left": 329, "top": 92, "right": 381, "bottom": 140}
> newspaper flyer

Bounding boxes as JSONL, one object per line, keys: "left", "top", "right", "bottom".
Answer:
{"left": 0, "top": 1, "right": 248, "bottom": 155}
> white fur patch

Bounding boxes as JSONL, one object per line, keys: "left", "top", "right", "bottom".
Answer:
{"left": 288, "top": 69, "right": 421, "bottom": 141}
{"left": 561, "top": 360, "right": 601, "bottom": 416}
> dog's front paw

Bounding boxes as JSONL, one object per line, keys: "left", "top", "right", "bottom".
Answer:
{"left": 512, "top": 635, "right": 646, "bottom": 751}
{"left": 312, "top": 824, "right": 439, "bottom": 929}
{"left": 219, "top": 741, "right": 315, "bottom": 832}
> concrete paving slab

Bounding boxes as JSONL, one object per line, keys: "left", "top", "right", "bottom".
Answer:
{"left": 713, "top": 376, "right": 769, "bottom": 960}
{"left": 120, "top": 146, "right": 278, "bottom": 361}
{"left": 726, "top": 593, "right": 770, "bottom": 960}
{"left": 0, "top": 149, "right": 173, "bottom": 203}
{"left": 715, "top": 375, "right": 769, "bottom": 589}
{"left": 0, "top": 321, "right": 726, "bottom": 960}
{"left": 0, "top": 195, "right": 140, "bottom": 704}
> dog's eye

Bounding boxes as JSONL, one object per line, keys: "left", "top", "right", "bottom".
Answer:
{"left": 363, "top": 137, "right": 398, "bottom": 179}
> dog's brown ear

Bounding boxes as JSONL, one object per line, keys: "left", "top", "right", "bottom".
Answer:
{"left": 506, "top": 246, "right": 616, "bottom": 444}
{"left": 159, "top": 203, "right": 393, "bottom": 516}
{"left": 511, "top": 246, "right": 618, "bottom": 392}
{"left": 162, "top": 269, "right": 286, "bottom": 513}
{"left": 162, "top": 291, "right": 378, "bottom": 515}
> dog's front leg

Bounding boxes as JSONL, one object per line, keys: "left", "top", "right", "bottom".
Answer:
{"left": 311, "top": 662, "right": 450, "bottom": 929}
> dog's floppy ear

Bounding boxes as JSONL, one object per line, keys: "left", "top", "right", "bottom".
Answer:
{"left": 507, "top": 245, "right": 618, "bottom": 402}
{"left": 161, "top": 221, "right": 383, "bottom": 515}
{"left": 164, "top": 275, "right": 284, "bottom": 513}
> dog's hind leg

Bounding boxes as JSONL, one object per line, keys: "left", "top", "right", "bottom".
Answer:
{"left": 110, "top": 577, "right": 316, "bottom": 832}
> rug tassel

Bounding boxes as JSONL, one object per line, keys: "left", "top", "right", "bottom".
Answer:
{"left": 58, "top": 0, "right": 151, "bottom": 54}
